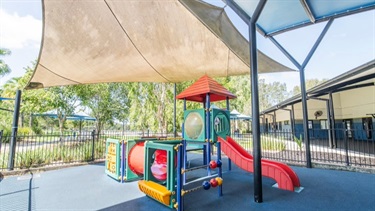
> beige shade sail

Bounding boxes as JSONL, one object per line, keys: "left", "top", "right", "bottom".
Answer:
{"left": 27, "top": 0, "right": 294, "bottom": 89}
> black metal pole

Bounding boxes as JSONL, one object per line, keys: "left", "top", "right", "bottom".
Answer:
{"left": 299, "top": 68, "right": 312, "bottom": 168}
{"left": 226, "top": 96, "right": 232, "bottom": 171}
{"left": 291, "top": 105, "right": 296, "bottom": 139}
{"left": 8, "top": 90, "right": 22, "bottom": 170}
{"left": 329, "top": 92, "right": 336, "bottom": 147}
{"left": 300, "top": 19, "right": 334, "bottom": 169}
{"left": 249, "top": 0, "right": 267, "bottom": 203}
{"left": 325, "top": 100, "right": 333, "bottom": 148}
{"left": 174, "top": 83, "right": 177, "bottom": 137}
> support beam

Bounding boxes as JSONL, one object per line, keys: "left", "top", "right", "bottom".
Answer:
{"left": 291, "top": 105, "right": 296, "bottom": 138}
{"left": 8, "top": 90, "right": 22, "bottom": 170}
{"left": 300, "top": 19, "right": 333, "bottom": 168}
{"left": 328, "top": 92, "right": 336, "bottom": 147}
{"left": 249, "top": 0, "right": 267, "bottom": 204}
{"left": 174, "top": 83, "right": 177, "bottom": 137}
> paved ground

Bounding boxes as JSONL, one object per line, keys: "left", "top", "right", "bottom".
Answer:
{"left": 0, "top": 155, "right": 374, "bottom": 211}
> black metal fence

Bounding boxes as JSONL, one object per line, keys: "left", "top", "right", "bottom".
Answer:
{"left": 1, "top": 128, "right": 374, "bottom": 171}
{"left": 234, "top": 128, "right": 375, "bottom": 168}
{"left": 0, "top": 130, "right": 175, "bottom": 170}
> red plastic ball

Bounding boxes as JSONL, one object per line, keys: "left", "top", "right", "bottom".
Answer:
{"left": 209, "top": 160, "right": 217, "bottom": 169}
{"left": 210, "top": 178, "right": 218, "bottom": 188}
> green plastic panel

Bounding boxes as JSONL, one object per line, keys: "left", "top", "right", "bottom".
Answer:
{"left": 143, "top": 140, "right": 181, "bottom": 208}
{"left": 105, "top": 138, "right": 122, "bottom": 180}
{"left": 183, "top": 109, "right": 206, "bottom": 142}
{"left": 211, "top": 108, "right": 230, "bottom": 142}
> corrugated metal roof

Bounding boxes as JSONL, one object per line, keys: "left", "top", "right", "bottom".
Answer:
{"left": 262, "top": 59, "right": 375, "bottom": 114}
{"left": 226, "top": 0, "right": 375, "bottom": 37}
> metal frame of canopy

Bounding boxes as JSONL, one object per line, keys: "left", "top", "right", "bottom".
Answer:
{"left": 224, "top": 0, "right": 375, "bottom": 203}
{"left": 33, "top": 111, "right": 96, "bottom": 135}
{"left": 0, "top": 97, "right": 14, "bottom": 112}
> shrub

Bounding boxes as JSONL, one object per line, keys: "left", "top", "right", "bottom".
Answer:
{"left": 18, "top": 127, "right": 33, "bottom": 135}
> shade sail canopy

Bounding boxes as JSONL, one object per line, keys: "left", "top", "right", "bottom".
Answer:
{"left": 26, "top": 0, "right": 294, "bottom": 89}
{"left": 176, "top": 75, "right": 236, "bottom": 102}
{"left": 33, "top": 110, "right": 96, "bottom": 121}
{"left": 226, "top": 0, "right": 375, "bottom": 37}
{"left": 230, "top": 109, "right": 240, "bottom": 117}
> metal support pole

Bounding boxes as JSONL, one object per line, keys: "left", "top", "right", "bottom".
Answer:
{"left": 226, "top": 97, "right": 232, "bottom": 171}
{"left": 301, "top": 19, "right": 334, "bottom": 168}
{"left": 299, "top": 68, "right": 312, "bottom": 168}
{"left": 249, "top": 0, "right": 267, "bottom": 203}
{"left": 329, "top": 92, "right": 336, "bottom": 147}
{"left": 273, "top": 111, "right": 277, "bottom": 137}
{"left": 325, "top": 100, "right": 333, "bottom": 148}
{"left": 182, "top": 139, "right": 187, "bottom": 184}
{"left": 121, "top": 140, "right": 125, "bottom": 183}
{"left": 205, "top": 93, "right": 211, "bottom": 173}
{"left": 177, "top": 144, "right": 183, "bottom": 211}
{"left": 217, "top": 141, "right": 223, "bottom": 196}
{"left": 174, "top": 83, "right": 177, "bottom": 137}
{"left": 291, "top": 105, "right": 296, "bottom": 138}
{"left": 8, "top": 90, "right": 21, "bottom": 170}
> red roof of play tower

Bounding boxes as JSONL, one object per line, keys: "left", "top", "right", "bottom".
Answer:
{"left": 176, "top": 75, "right": 237, "bottom": 102}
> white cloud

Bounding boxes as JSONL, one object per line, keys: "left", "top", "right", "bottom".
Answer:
{"left": 0, "top": 9, "right": 42, "bottom": 49}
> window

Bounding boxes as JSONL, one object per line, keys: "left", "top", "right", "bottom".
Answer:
{"left": 308, "top": 120, "right": 313, "bottom": 129}
{"left": 320, "top": 120, "right": 328, "bottom": 129}
{"left": 284, "top": 120, "right": 289, "bottom": 125}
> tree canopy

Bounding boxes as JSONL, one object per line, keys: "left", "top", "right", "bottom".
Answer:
{"left": 1, "top": 61, "right": 296, "bottom": 134}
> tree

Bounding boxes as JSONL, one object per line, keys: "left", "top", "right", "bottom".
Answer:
{"left": 1, "top": 63, "right": 56, "bottom": 130}
{"left": 75, "top": 83, "right": 130, "bottom": 135}
{"left": 259, "top": 79, "right": 290, "bottom": 110}
{"left": 47, "top": 86, "right": 80, "bottom": 136}
{"left": 0, "top": 48, "right": 11, "bottom": 77}
{"left": 292, "top": 78, "right": 328, "bottom": 96}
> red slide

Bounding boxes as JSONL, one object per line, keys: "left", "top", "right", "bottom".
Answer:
{"left": 218, "top": 136, "right": 300, "bottom": 191}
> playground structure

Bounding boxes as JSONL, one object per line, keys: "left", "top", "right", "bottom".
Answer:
{"left": 106, "top": 75, "right": 301, "bottom": 211}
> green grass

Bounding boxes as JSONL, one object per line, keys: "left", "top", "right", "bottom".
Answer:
{"left": 235, "top": 136, "right": 286, "bottom": 151}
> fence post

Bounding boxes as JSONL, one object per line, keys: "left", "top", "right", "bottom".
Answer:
{"left": 91, "top": 130, "right": 96, "bottom": 161}
{"left": 8, "top": 90, "right": 22, "bottom": 171}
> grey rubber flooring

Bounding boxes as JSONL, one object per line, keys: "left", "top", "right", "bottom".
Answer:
{"left": 1, "top": 155, "right": 374, "bottom": 211}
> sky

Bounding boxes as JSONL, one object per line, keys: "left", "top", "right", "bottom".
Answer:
{"left": 0, "top": 0, "right": 374, "bottom": 91}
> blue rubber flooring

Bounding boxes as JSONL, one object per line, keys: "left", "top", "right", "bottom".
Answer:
{"left": 1, "top": 157, "right": 374, "bottom": 211}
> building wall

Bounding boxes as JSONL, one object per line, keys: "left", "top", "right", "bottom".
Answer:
{"left": 262, "top": 86, "right": 375, "bottom": 141}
